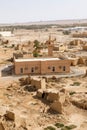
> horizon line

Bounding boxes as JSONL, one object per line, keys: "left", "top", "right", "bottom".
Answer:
{"left": 0, "top": 18, "right": 87, "bottom": 25}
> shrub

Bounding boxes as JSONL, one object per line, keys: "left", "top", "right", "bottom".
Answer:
{"left": 67, "top": 125, "right": 77, "bottom": 129}
{"left": 44, "top": 126, "right": 56, "bottom": 130}
{"left": 71, "top": 82, "right": 81, "bottom": 86}
{"left": 63, "top": 30, "right": 71, "bottom": 35}
{"left": 55, "top": 122, "right": 64, "bottom": 128}
{"left": 61, "top": 127, "right": 68, "bottom": 130}
{"left": 69, "top": 91, "right": 76, "bottom": 96}
{"left": 34, "top": 40, "right": 40, "bottom": 49}
{"left": 61, "top": 125, "right": 77, "bottom": 130}
{"left": 33, "top": 51, "right": 39, "bottom": 57}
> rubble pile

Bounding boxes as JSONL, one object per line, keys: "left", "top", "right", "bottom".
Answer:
{"left": 71, "top": 92, "right": 87, "bottom": 110}
{"left": 72, "top": 98, "right": 87, "bottom": 110}
{"left": 69, "top": 39, "right": 84, "bottom": 46}
{"left": 19, "top": 76, "right": 46, "bottom": 90}
{"left": 37, "top": 88, "right": 69, "bottom": 114}
{"left": 0, "top": 110, "right": 29, "bottom": 130}
{"left": 72, "top": 32, "right": 87, "bottom": 38}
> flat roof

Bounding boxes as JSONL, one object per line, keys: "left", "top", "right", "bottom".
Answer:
{"left": 14, "top": 57, "right": 60, "bottom": 62}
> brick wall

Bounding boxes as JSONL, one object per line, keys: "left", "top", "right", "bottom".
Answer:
{"left": 14, "top": 59, "right": 70, "bottom": 75}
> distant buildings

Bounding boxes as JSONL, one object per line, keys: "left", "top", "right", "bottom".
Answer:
{"left": 0, "top": 31, "right": 13, "bottom": 37}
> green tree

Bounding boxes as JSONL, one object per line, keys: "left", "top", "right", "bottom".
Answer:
{"left": 33, "top": 51, "right": 39, "bottom": 57}
{"left": 34, "top": 40, "right": 40, "bottom": 49}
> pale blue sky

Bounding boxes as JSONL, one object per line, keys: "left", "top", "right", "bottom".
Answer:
{"left": 0, "top": 0, "right": 87, "bottom": 23}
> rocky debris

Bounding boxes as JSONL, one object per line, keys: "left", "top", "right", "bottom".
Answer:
{"left": 50, "top": 100, "right": 63, "bottom": 114}
{"left": 0, "top": 110, "right": 29, "bottom": 130}
{"left": 72, "top": 32, "right": 87, "bottom": 38}
{"left": 17, "top": 118, "right": 27, "bottom": 130}
{"left": 69, "top": 39, "right": 83, "bottom": 46}
{"left": 1, "top": 39, "right": 9, "bottom": 45}
{"left": 60, "top": 88, "right": 66, "bottom": 93}
{"left": 19, "top": 77, "right": 29, "bottom": 86}
{"left": 6, "top": 81, "right": 28, "bottom": 96}
{"left": 5, "top": 110, "right": 15, "bottom": 121}
{"left": 37, "top": 89, "right": 44, "bottom": 98}
{"left": 19, "top": 76, "right": 46, "bottom": 90}
{"left": 0, "top": 112, "right": 15, "bottom": 130}
{"left": 47, "top": 92, "right": 59, "bottom": 102}
{"left": 72, "top": 99, "right": 87, "bottom": 110}
{"left": 36, "top": 88, "right": 69, "bottom": 114}
{"left": 6, "top": 82, "right": 20, "bottom": 92}
{"left": 31, "top": 77, "right": 46, "bottom": 90}
{"left": 49, "top": 90, "right": 67, "bottom": 114}
{"left": 78, "top": 57, "right": 87, "bottom": 65}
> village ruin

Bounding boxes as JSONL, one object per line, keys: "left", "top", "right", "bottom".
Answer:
{"left": 0, "top": 20, "right": 87, "bottom": 130}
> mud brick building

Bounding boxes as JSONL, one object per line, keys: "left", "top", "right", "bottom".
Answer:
{"left": 14, "top": 58, "right": 71, "bottom": 75}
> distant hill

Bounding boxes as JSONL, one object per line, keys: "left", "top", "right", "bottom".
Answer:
{"left": 22, "top": 19, "right": 87, "bottom": 25}
{"left": 0, "top": 19, "right": 87, "bottom": 26}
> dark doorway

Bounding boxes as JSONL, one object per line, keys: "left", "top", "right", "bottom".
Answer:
{"left": 63, "top": 66, "right": 66, "bottom": 71}
{"left": 52, "top": 66, "right": 55, "bottom": 72}
{"left": 20, "top": 68, "right": 23, "bottom": 74}
{"left": 31, "top": 67, "right": 34, "bottom": 73}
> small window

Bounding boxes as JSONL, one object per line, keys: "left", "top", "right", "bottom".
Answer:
{"left": 63, "top": 66, "right": 66, "bottom": 71}
{"left": 20, "top": 68, "right": 23, "bottom": 73}
{"left": 31, "top": 67, "right": 34, "bottom": 73}
{"left": 52, "top": 66, "right": 55, "bottom": 72}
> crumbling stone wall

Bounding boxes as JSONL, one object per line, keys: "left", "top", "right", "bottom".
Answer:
{"left": 31, "top": 78, "right": 46, "bottom": 90}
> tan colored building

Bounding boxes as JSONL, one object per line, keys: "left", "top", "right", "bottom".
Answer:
{"left": 14, "top": 58, "right": 71, "bottom": 75}
{"left": 48, "top": 44, "right": 67, "bottom": 57}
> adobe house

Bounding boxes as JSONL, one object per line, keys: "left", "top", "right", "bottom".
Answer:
{"left": 53, "top": 43, "right": 67, "bottom": 52}
{"left": 14, "top": 57, "right": 71, "bottom": 75}
{"left": 48, "top": 43, "right": 67, "bottom": 57}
